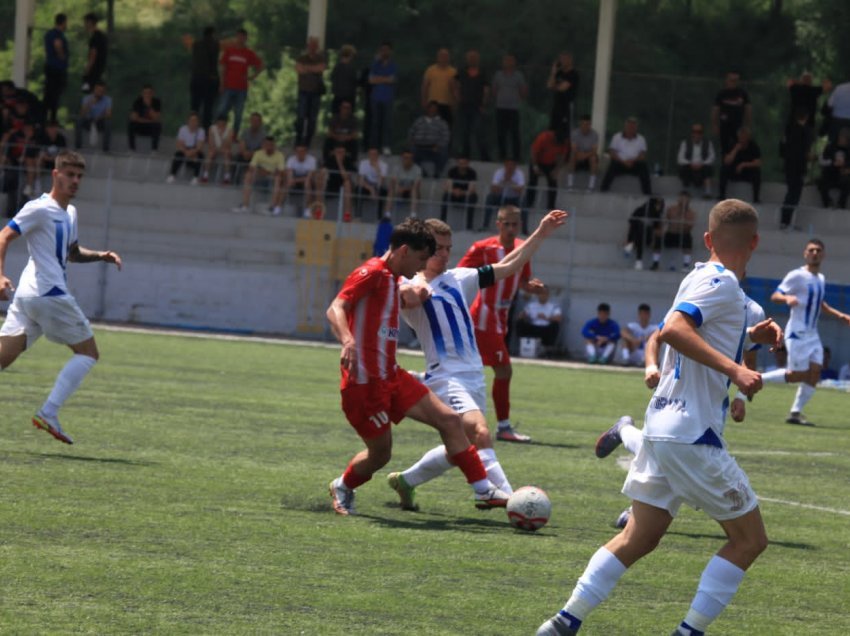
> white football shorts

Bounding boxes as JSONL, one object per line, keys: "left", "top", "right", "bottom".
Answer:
{"left": 785, "top": 332, "right": 823, "bottom": 371}
{"left": 0, "top": 295, "right": 93, "bottom": 347}
{"left": 425, "top": 372, "right": 487, "bottom": 415}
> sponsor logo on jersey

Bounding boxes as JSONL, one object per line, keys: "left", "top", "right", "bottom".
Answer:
{"left": 378, "top": 325, "right": 399, "bottom": 340}
{"left": 650, "top": 396, "right": 688, "bottom": 412}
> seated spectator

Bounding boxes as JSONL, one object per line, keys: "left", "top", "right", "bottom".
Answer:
{"left": 74, "top": 81, "right": 111, "bottom": 151}
{"left": 525, "top": 127, "right": 569, "bottom": 212}
{"left": 677, "top": 122, "right": 715, "bottom": 197}
{"left": 826, "top": 80, "right": 850, "bottom": 142}
{"left": 718, "top": 126, "right": 762, "bottom": 202}
{"left": 320, "top": 144, "right": 355, "bottom": 217}
{"left": 4, "top": 122, "right": 39, "bottom": 201}
{"left": 1, "top": 81, "right": 45, "bottom": 129}
{"left": 202, "top": 115, "right": 234, "bottom": 184}
{"left": 388, "top": 149, "right": 422, "bottom": 215}
{"left": 166, "top": 112, "right": 206, "bottom": 185}
{"left": 232, "top": 135, "right": 285, "bottom": 214}
{"left": 817, "top": 127, "right": 850, "bottom": 208}
{"left": 127, "top": 84, "right": 162, "bottom": 152}
{"left": 600, "top": 116, "right": 651, "bottom": 195}
{"left": 820, "top": 347, "right": 839, "bottom": 381}
{"left": 663, "top": 191, "right": 696, "bottom": 271}
{"left": 619, "top": 303, "right": 657, "bottom": 366}
{"left": 408, "top": 100, "right": 450, "bottom": 177}
{"left": 234, "top": 112, "right": 266, "bottom": 182}
{"left": 323, "top": 99, "right": 359, "bottom": 162}
{"left": 482, "top": 158, "right": 525, "bottom": 231}
{"left": 35, "top": 119, "right": 67, "bottom": 177}
{"left": 285, "top": 144, "right": 319, "bottom": 217}
{"left": 440, "top": 156, "right": 479, "bottom": 230}
{"left": 839, "top": 359, "right": 850, "bottom": 382}
{"left": 517, "top": 286, "right": 562, "bottom": 349}
{"left": 566, "top": 114, "right": 599, "bottom": 191}
{"left": 582, "top": 302, "right": 620, "bottom": 364}
{"left": 355, "top": 147, "right": 389, "bottom": 219}
{"left": 623, "top": 196, "right": 664, "bottom": 271}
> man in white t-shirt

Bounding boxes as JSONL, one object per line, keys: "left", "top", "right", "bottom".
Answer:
{"left": 517, "top": 285, "right": 562, "bottom": 348}
{"left": 0, "top": 150, "right": 123, "bottom": 444}
{"left": 481, "top": 159, "right": 526, "bottom": 232}
{"left": 762, "top": 239, "right": 850, "bottom": 425}
{"left": 619, "top": 303, "right": 657, "bottom": 366}
{"left": 355, "top": 147, "right": 389, "bottom": 219}
{"left": 387, "top": 211, "right": 567, "bottom": 511}
{"left": 166, "top": 112, "right": 206, "bottom": 185}
{"left": 600, "top": 116, "right": 652, "bottom": 195}
{"left": 388, "top": 150, "right": 422, "bottom": 216}
{"left": 285, "top": 144, "right": 319, "bottom": 217}
{"left": 538, "top": 199, "right": 783, "bottom": 636}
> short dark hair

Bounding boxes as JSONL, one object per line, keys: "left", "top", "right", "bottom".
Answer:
{"left": 236, "top": 28, "right": 248, "bottom": 36}
{"left": 580, "top": 113, "right": 591, "bottom": 121}
{"left": 807, "top": 238, "right": 825, "bottom": 249}
{"left": 203, "top": 26, "right": 216, "bottom": 38}
{"left": 638, "top": 303, "right": 651, "bottom": 312}
{"left": 55, "top": 13, "right": 67, "bottom": 26}
{"left": 598, "top": 303, "right": 611, "bottom": 312}
{"left": 380, "top": 41, "right": 393, "bottom": 48}
{"left": 389, "top": 217, "right": 436, "bottom": 255}
{"left": 263, "top": 135, "right": 275, "bottom": 142}
{"left": 83, "top": 12, "right": 99, "bottom": 23}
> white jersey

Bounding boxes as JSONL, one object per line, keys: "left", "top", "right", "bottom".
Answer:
{"left": 776, "top": 266, "right": 825, "bottom": 337}
{"left": 644, "top": 262, "right": 747, "bottom": 445}
{"left": 286, "top": 154, "right": 317, "bottom": 177}
{"left": 8, "top": 194, "right": 78, "bottom": 298}
{"left": 400, "top": 268, "right": 483, "bottom": 379}
{"left": 744, "top": 296, "right": 765, "bottom": 352}
{"left": 625, "top": 321, "right": 657, "bottom": 350}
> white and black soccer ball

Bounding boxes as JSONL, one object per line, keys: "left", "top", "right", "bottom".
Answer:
{"left": 506, "top": 486, "right": 551, "bottom": 531}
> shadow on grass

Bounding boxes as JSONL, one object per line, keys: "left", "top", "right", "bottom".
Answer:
{"left": 9, "top": 450, "right": 156, "bottom": 466}
{"left": 528, "top": 441, "right": 580, "bottom": 449}
{"left": 358, "top": 511, "right": 510, "bottom": 533}
{"left": 668, "top": 529, "right": 816, "bottom": 551}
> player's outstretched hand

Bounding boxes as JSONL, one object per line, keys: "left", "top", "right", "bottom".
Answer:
{"left": 525, "top": 277, "right": 546, "bottom": 293}
{"left": 102, "top": 250, "right": 123, "bottom": 271}
{"left": 732, "top": 365, "right": 762, "bottom": 399}
{"left": 537, "top": 209, "right": 569, "bottom": 236}
{"left": 730, "top": 397, "right": 746, "bottom": 422}
{"left": 748, "top": 317, "right": 783, "bottom": 350}
{"left": 399, "top": 282, "right": 430, "bottom": 309}
{"left": 0, "top": 276, "right": 14, "bottom": 301}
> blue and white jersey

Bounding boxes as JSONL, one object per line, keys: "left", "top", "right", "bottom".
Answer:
{"left": 7, "top": 194, "right": 78, "bottom": 298}
{"left": 401, "top": 268, "right": 483, "bottom": 379}
{"left": 644, "top": 262, "right": 747, "bottom": 445}
{"left": 776, "top": 266, "right": 825, "bottom": 337}
{"left": 744, "top": 296, "right": 765, "bottom": 352}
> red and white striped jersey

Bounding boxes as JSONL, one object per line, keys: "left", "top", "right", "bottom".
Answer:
{"left": 336, "top": 257, "right": 400, "bottom": 387}
{"left": 457, "top": 236, "right": 531, "bottom": 335}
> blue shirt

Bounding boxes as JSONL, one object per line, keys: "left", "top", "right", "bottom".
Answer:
{"left": 369, "top": 59, "right": 398, "bottom": 103}
{"left": 581, "top": 317, "right": 620, "bottom": 341}
{"left": 80, "top": 94, "right": 112, "bottom": 120}
{"left": 44, "top": 28, "right": 69, "bottom": 71}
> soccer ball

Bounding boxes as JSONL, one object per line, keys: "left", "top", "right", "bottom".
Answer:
{"left": 506, "top": 486, "right": 551, "bottom": 531}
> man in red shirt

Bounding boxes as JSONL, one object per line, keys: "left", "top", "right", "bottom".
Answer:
{"left": 326, "top": 217, "right": 509, "bottom": 516}
{"left": 457, "top": 205, "right": 546, "bottom": 442}
{"left": 526, "top": 128, "right": 570, "bottom": 212}
{"left": 217, "top": 28, "right": 263, "bottom": 135}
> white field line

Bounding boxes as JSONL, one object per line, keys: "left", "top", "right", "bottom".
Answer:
{"left": 758, "top": 497, "right": 850, "bottom": 517}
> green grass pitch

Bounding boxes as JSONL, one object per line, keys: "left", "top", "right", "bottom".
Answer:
{"left": 1, "top": 328, "right": 849, "bottom": 635}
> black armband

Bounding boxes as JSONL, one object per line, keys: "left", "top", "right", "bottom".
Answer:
{"left": 477, "top": 265, "right": 495, "bottom": 289}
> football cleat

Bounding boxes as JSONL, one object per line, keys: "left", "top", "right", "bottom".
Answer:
{"left": 328, "top": 478, "right": 356, "bottom": 516}
{"left": 32, "top": 411, "right": 73, "bottom": 445}
{"left": 387, "top": 472, "right": 419, "bottom": 511}
{"left": 595, "top": 415, "right": 632, "bottom": 458}
{"left": 474, "top": 485, "right": 510, "bottom": 510}
{"left": 536, "top": 613, "right": 579, "bottom": 636}
{"left": 615, "top": 506, "right": 632, "bottom": 529}
{"left": 496, "top": 426, "right": 531, "bottom": 443}
{"left": 786, "top": 412, "right": 814, "bottom": 426}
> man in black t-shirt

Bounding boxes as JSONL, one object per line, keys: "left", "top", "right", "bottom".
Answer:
{"left": 455, "top": 50, "right": 490, "bottom": 161}
{"left": 82, "top": 13, "right": 108, "bottom": 92}
{"left": 321, "top": 145, "right": 356, "bottom": 217}
{"left": 323, "top": 99, "right": 359, "bottom": 162}
{"left": 189, "top": 26, "right": 220, "bottom": 130}
{"left": 787, "top": 72, "right": 832, "bottom": 130}
{"left": 440, "top": 157, "right": 479, "bottom": 230}
{"left": 127, "top": 85, "right": 162, "bottom": 151}
{"left": 547, "top": 52, "right": 578, "bottom": 136}
{"left": 719, "top": 127, "right": 762, "bottom": 203}
{"left": 711, "top": 72, "right": 751, "bottom": 155}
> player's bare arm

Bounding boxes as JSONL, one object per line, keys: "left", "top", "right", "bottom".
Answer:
{"left": 67, "top": 242, "right": 123, "bottom": 270}
{"left": 770, "top": 289, "right": 798, "bottom": 307}
{"left": 747, "top": 317, "right": 783, "bottom": 350}
{"left": 0, "top": 225, "right": 20, "bottom": 299}
{"left": 820, "top": 300, "right": 850, "bottom": 326}
{"left": 326, "top": 297, "right": 357, "bottom": 372}
{"left": 644, "top": 329, "right": 661, "bottom": 389}
{"left": 493, "top": 210, "right": 568, "bottom": 282}
{"left": 398, "top": 280, "right": 431, "bottom": 309}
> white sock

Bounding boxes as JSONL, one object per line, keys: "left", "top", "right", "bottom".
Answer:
{"left": 478, "top": 447, "right": 512, "bottom": 494}
{"left": 761, "top": 368, "right": 787, "bottom": 383}
{"left": 567, "top": 173, "right": 575, "bottom": 187}
{"left": 683, "top": 556, "right": 745, "bottom": 632}
{"left": 791, "top": 383, "right": 816, "bottom": 413}
{"left": 620, "top": 423, "right": 643, "bottom": 455}
{"left": 497, "top": 419, "right": 511, "bottom": 431}
{"left": 471, "top": 478, "right": 492, "bottom": 494}
{"left": 621, "top": 348, "right": 631, "bottom": 363}
{"left": 563, "top": 547, "right": 627, "bottom": 620}
{"left": 601, "top": 342, "right": 616, "bottom": 362}
{"left": 683, "top": 254, "right": 692, "bottom": 266}
{"left": 652, "top": 252, "right": 661, "bottom": 263}
{"left": 588, "top": 175, "right": 597, "bottom": 189}
{"left": 41, "top": 354, "right": 97, "bottom": 418}
{"left": 401, "top": 445, "right": 452, "bottom": 488}
{"left": 586, "top": 343, "right": 596, "bottom": 360}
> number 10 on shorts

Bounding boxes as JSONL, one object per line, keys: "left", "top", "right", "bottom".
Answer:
{"left": 369, "top": 411, "right": 390, "bottom": 430}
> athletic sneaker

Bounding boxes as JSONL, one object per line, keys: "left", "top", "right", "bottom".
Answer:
{"left": 32, "top": 411, "right": 73, "bottom": 445}
{"left": 474, "top": 485, "right": 510, "bottom": 509}
{"left": 231, "top": 204, "right": 249, "bottom": 214}
{"left": 786, "top": 412, "right": 814, "bottom": 426}
{"left": 595, "top": 415, "right": 632, "bottom": 458}
{"left": 328, "top": 478, "right": 356, "bottom": 516}
{"left": 634, "top": 260, "right": 644, "bottom": 271}
{"left": 387, "top": 472, "right": 419, "bottom": 511}
{"left": 496, "top": 425, "right": 531, "bottom": 443}
{"left": 536, "top": 613, "right": 578, "bottom": 636}
{"left": 615, "top": 506, "right": 632, "bottom": 529}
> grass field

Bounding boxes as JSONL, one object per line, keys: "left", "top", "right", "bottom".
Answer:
{"left": 1, "top": 327, "right": 849, "bottom": 635}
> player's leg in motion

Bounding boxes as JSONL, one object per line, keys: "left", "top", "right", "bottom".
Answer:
{"left": 761, "top": 338, "right": 821, "bottom": 425}
{"left": 594, "top": 415, "right": 643, "bottom": 459}
{"left": 0, "top": 334, "right": 28, "bottom": 371}
{"left": 330, "top": 429, "right": 393, "bottom": 516}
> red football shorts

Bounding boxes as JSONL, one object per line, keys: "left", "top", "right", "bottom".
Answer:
{"left": 475, "top": 329, "right": 511, "bottom": 367}
{"left": 341, "top": 368, "right": 429, "bottom": 440}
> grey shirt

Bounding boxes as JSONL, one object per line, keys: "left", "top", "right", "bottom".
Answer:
{"left": 570, "top": 127, "right": 599, "bottom": 154}
{"left": 492, "top": 70, "right": 526, "bottom": 110}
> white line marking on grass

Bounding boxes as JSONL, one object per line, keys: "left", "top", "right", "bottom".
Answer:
{"left": 760, "top": 497, "right": 850, "bottom": 517}
{"left": 735, "top": 450, "right": 838, "bottom": 457}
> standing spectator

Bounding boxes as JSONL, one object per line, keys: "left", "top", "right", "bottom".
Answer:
{"left": 547, "top": 52, "right": 578, "bottom": 136}
{"left": 623, "top": 196, "right": 664, "bottom": 271}
{"left": 455, "top": 49, "right": 490, "bottom": 161}
{"left": 217, "top": 28, "right": 263, "bottom": 136}
{"left": 780, "top": 108, "right": 816, "bottom": 229}
{"left": 566, "top": 114, "right": 599, "bottom": 191}
{"left": 358, "top": 62, "right": 374, "bottom": 152}
{"left": 492, "top": 54, "right": 527, "bottom": 161}
{"left": 517, "top": 286, "right": 562, "bottom": 351}
{"left": 35, "top": 119, "right": 67, "bottom": 179}
{"left": 787, "top": 71, "right": 831, "bottom": 131}
{"left": 189, "top": 26, "right": 221, "bottom": 130}
{"left": 368, "top": 42, "right": 398, "bottom": 155}
{"left": 525, "top": 127, "right": 569, "bottom": 212}
{"left": 718, "top": 127, "right": 762, "bottom": 203}
{"left": 330, "top": 45, "right": 358, "bottom": 113}
{"left": 82, "top": 13, "right": 108, "bottom": 93}
{"left": 388, "top": 150, "right": 422, "bottom": 216}
{"left": 127, "top": 84, "right": 162, "bottom": 152}
{"left": 74, "top": 81, "right": 111, "bottom": 152}
{"left": 440, "top": 156, "right": 479, "bottom": 230}
{"left": 408, "top": 100, "right": 450, "bottom": 177}
{"left": 663, "top": 191, "right": 696, "bottom": 271}
{"left": 294, "top": 36, "right": 327, "bottom": 148}
{"left": 232, "top": 136, "right": 285, "bottom": 214}
{"left": 166, "top": 112, "right": 206, "bottom": 185}
{"left": 676, "top": 122, "right": 715, "bottom": 197}
{"left": 320, "top": 144, "right": 356, "bottom": 216}
{"left": 482, "top": 159, "right": 526, "bottom": 232}
{"left": 817, "top": 127, "right": 850, "bottom": 208}
{"left": 711, "top": 71, "right": 751, "bottom": 156}
{"left": 582, "top": 302, "right": 620, "bottom": 364}
{"left": 234, "top": 112, "right": 266, "bottom": 182}
{"left": 600, "top": 116, "right": 651, "bottom": 195}
{"left": 42, "top": 13, "right": 69, "bottom": 122}
{"left": 826, "top": 80, "right": 850, "bottom": 143}
{"left": 619, "top": 303, "right": 657, "bottom": 367}
{"left": 324, "top": 99, "right": 359, "bottom": 162}
{"left": 285, "top": 144, "right": 320, "bottom": 216}
{"left": 201, "top": 115, "right": 234, "bottom": 183}
{"left": 355, "top": 147, "right": 389, "bottom": 219}
{"left": 421, "top": 48, "right": 456, "bottom": 128}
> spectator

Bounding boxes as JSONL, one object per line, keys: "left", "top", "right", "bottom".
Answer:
{"left": 787, "top": 71, "right": 831, "bottom": 131}
{"left": 387, "top": 149, "right": 422, "bottom": 216}
{"left": 35, "top": 119, "right": 67, "bottom": 177}
{"left": 421, "top": 48, "right": 456, "bottom": 128}
{"left": 662, "top": 191, "right": 696, "bottom": 271}
{"left": 189, "top": 26, "right": 221, "bottom": 130}
{"left": 232, "top": 135, "right": 285, "bottom": 214}
{"left": 368, "top": 42, "right": 398, "bottom": 155}
{"left": 817, "top": 127, "right": 850, "bottom": 208}
{"left": 355, "top": 147, "right": 389, "bottom": 219}
{"left": 5, "top": 122, "right": 39, "bottom": 199}
{"left": 718, "top": 127, "right": 762, "bottom": 203}
{"left": 234, "top": 112, "right": 266, "bottom": 182}
{"left": 82, "top": 13, "right": 108, "bottom": 93}
{"left": 780, "top": 107, "right": 816, "bottom": 229}
{"left": 820, "top": 347, "right": 839, "bottom": 381}
{"left": 676, "top": 122, "right": 715, "bottom": 197}
{"left": 201, "top": 115, "right": 234, "bottom": 184}
{"left": 42, "top": 13, "right": 69, "bottom": 122}
{"left": 324, "top": 99, "right": 359, "bottom": 162}
{"left": 482, "top": 159, "right": 526, "bottom": 232}
{"left": 440, "top": 156, "right": 479, "bottom": 230}
{"left": 408, "top": 100, "right": 450, "bottom": 177}
{"left": 600, "top": 116, "right": 651, "bottom": 195}
{"left": 358, "top": 62, "right": 374, "bottom": 152}
{"left": 2, "top": 82, "right": 44, "bottom": 127}
{"left": 166, "top": 112, "right": 206, "bottom": 185}
{"left": 711, "top": 71, "right": 751, "bottom": 156}
{"left": 294, "top": 36, "right": 327, "bottom": 147}
{"left": 74, "top": 81, "right": 111, "bottom": 152}
{"left": 492, "top": 54, "right": 527, "bottom": 161}
{"left": 217, "top": 28, "right": 263, "bottom": 135}
{"left": 623, "top": 196, "right": 664, "bottom": 271}
{"left": 454, "top": 49, "right": 490, "bottom": 160}
{"left": 285, "top": 144, "right": 319, "bottom": 216}
{"left": 320, "top": 144, "right": 355, "bottom": 217}
{"left": 619, "top": 303, "right": 657, "bottom": 366}
{"left": 566, "top": 114, "right": 599, "bottom": 191}
{"left": 582, "top": 302, "right": 620, "bottom": 364}
{"left": 517, "top": 286, "right": 562, "bottom": 350}
{"left": 127, "top": 84, "right": 162, "bottom": 152}
{"left": 547, "top": 51, "right": 578, "bottom": 136}
{"left": 839, "top": 358, "right": 850, "bottom": 382}
{"left": 826, "top": 80, "right": 850, "bottom": 143}
{"left": 525, "top": 127, "right": 569, "bottom": 212}
{"left": 330, "top": 45, "right": 358, "bottom": 113}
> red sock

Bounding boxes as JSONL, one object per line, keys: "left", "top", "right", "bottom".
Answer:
{"left": 342, "top": 461, "right": 372, "bottom": 490}
{"left": 493, "top": 377, "right": 511, "bottom": 422}
{"left": 449, "top": 445, "right": 487, "bottom": 484}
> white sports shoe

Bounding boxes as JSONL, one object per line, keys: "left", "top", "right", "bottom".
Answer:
{"left": 190, "top": 177, "right": 199, "bottom": 186}
{"left": 231, "top": 204, "right": 249, "bottom": 214}
{"left": 634, "top": 260, "right": 644, "bottom": 270}
{"left": 272, "top": 206, "right": 283, "bottom": 216}
{"left": 329, "top": 478, "right": 356, "bottom": 516}
{"left": 32, "top": 410, "right": 74, "bottom": 444}
{"left": 474, "top": 485, "right": 510, "bottom": 509}
{"left": 165, "top": 175, "right": 176, "bottom": 184}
